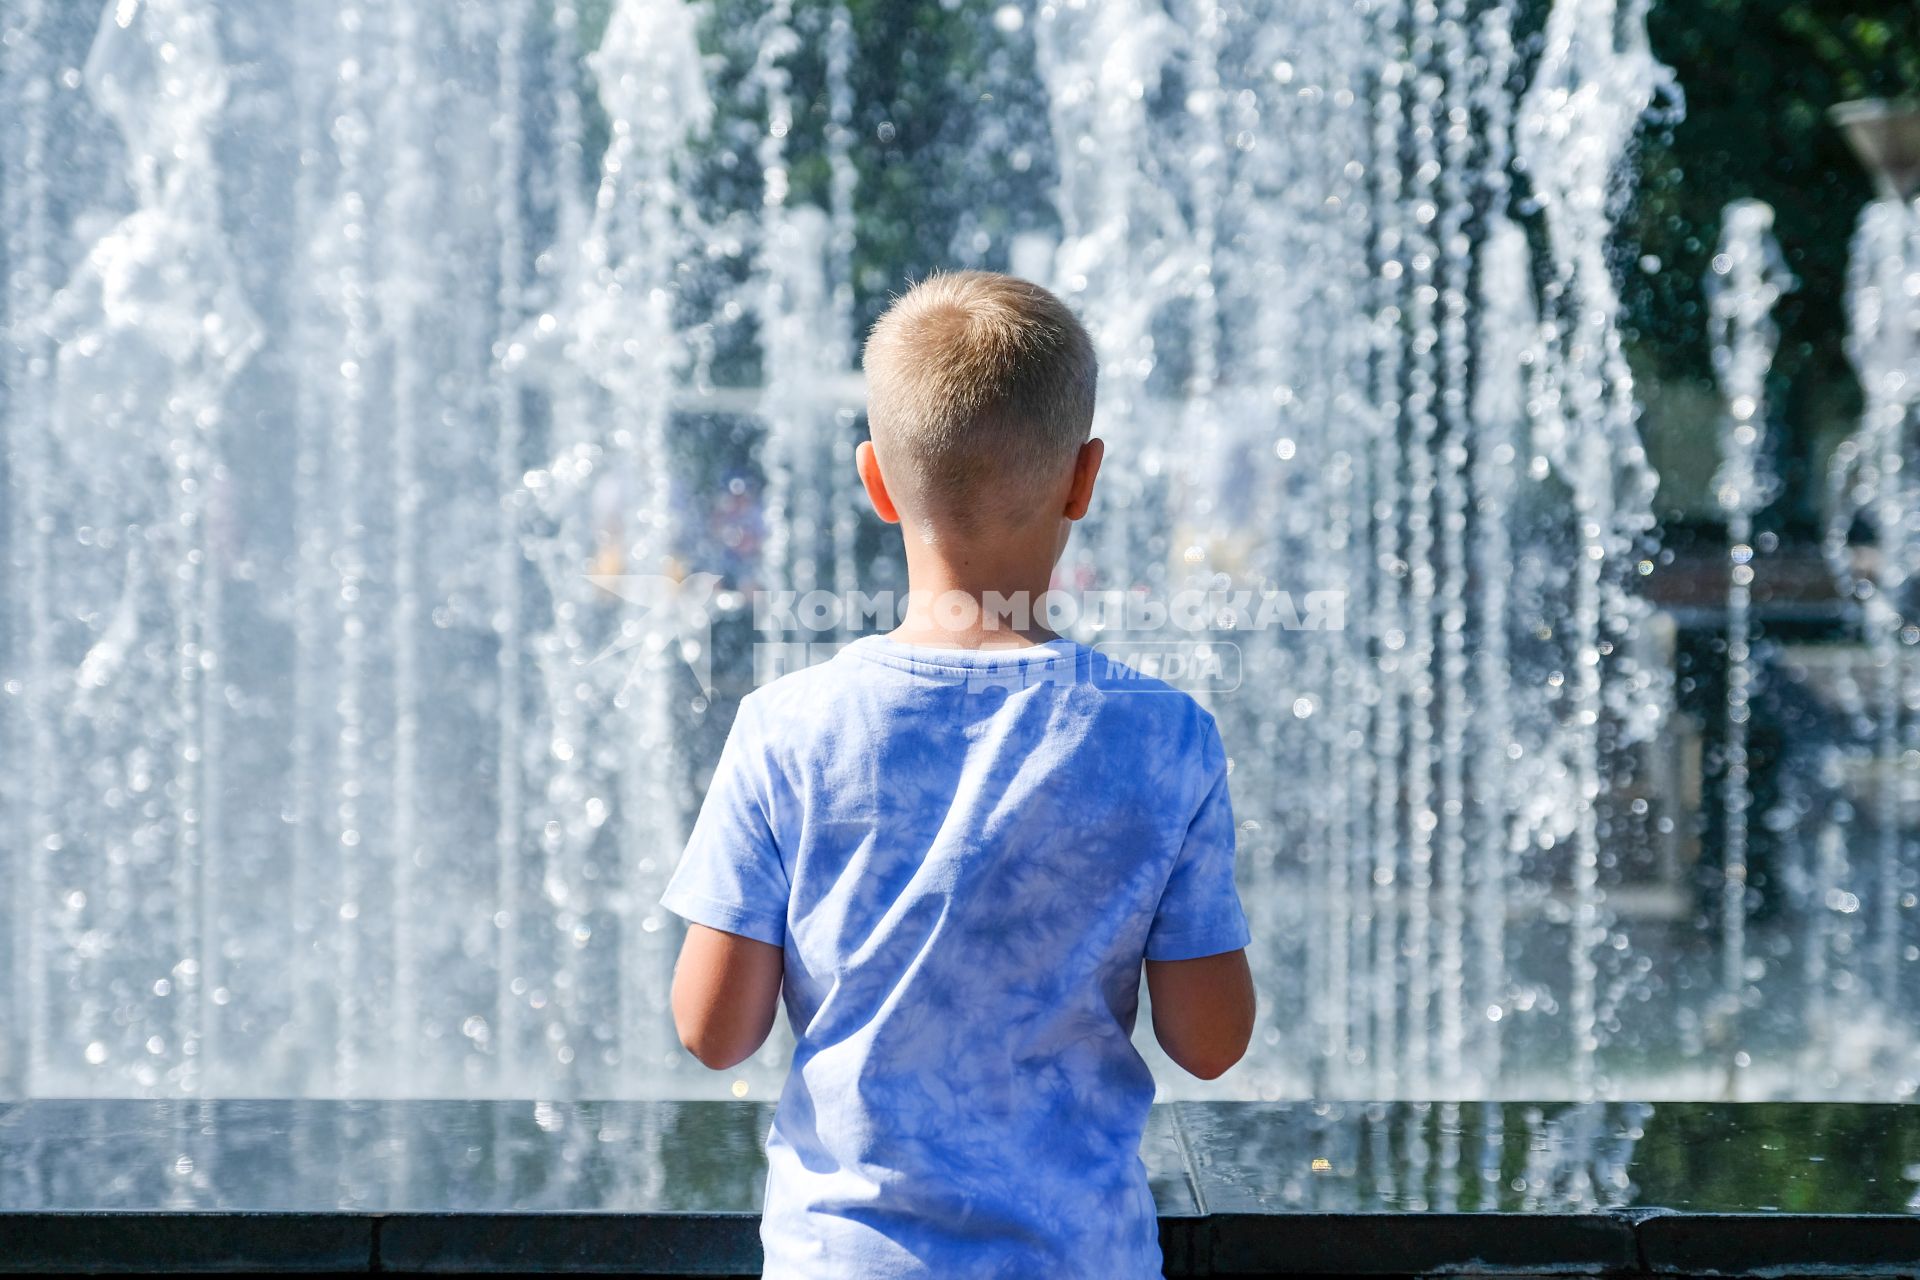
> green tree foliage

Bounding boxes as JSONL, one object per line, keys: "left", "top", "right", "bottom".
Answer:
{"left": 570, "top": 0, "right": 1912, "bottom": 532}
{"left": 1626, "top": 1, "right": 1915, "bottom": 530}
{"left": 573, "top": 0, "right": 1056, "bottom": 382}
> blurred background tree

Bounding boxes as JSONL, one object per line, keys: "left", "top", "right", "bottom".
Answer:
{"left": 572, "top": 0, "right": 1916, "bottom": 544}
{"left": 1628, "top": 0, "right": 1920, "bottom": 539}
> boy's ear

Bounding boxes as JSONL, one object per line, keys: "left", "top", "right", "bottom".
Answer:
{"left": 856, "top": 440, "right": 901, "bottom": 525}
{"left": 1063, "top": 437, "right": 1104, "bottom": 522}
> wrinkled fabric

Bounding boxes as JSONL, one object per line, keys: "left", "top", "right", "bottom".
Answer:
{"left": 662, "top": 635, "right": 1250, "bottom": 1280}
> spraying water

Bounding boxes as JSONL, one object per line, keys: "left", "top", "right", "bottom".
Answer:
{"left": 1818, "top": 160, "right": 1920, "bottom": 1086}
{"left": 3, "top": 0, "right": 1907, "bottom": 1101}
{"left": 1703, "top": 200, "right": 1789, "bottom": 1034}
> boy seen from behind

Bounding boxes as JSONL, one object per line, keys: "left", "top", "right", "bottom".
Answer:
{"left": 662, "top": 271, "right": 1256, "bottom": 1279}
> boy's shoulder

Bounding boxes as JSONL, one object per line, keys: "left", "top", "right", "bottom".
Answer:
{"left": 732, "top": 641, "right": 869, "bottom": 716}
{"left": 1079, "top": 642, "right": 1223, "bottom": 741}
{"left": 723, "top": 643, "right": 875, "bottom": 753}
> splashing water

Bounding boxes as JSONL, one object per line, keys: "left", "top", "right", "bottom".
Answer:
{"left": 1704, "top": 200, "right": 1789, "bottom": 1032}
{"left": 4, "top": 0, "right": 1905, "bottom": 1102}
{"left": 1815, "top": 187, "right": 1920, "bottom": 1087}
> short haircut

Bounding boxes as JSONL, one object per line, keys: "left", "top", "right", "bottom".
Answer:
{"left": 862, "top": 271, "right": 1097, "bottom": 526}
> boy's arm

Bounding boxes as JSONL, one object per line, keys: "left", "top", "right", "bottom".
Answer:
{"left": 671, "top": 924, "right": 784, "bottom": 1071}
{"left": 1145, "top": 949, "right": 1255, "bottom": 1080}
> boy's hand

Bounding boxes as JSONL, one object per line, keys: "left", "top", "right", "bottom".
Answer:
{"left": 1144, "top": 950, "right": 1255, "bottom": 1080}
{"left": 671, "top": 924, "right": 784, "bottom": 1071}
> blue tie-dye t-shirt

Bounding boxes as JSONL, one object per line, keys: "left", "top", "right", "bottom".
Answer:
{"left": 661, "top": 634, "right": 1250, "bottom": 1280}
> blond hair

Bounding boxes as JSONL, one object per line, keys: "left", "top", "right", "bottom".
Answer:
{"left": 862, "top": 271, "right": 1097, "bottom": 526}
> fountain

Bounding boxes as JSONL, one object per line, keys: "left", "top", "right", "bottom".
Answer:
{"left": 3, "top": 0, "right": 1910, "bottom": 1103}
{"left": 1703, "top": 199, "right": 1790, "bottom": 1061}
{"left": 1801, "top": 96, "right": 1920, "bottom": 1087}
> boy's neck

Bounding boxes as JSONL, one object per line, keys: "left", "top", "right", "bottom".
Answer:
{"left": 887, "top": 535, "right": 1062, "bottom": 649}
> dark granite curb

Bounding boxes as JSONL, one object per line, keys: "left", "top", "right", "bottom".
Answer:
{"left": 1202, "top": 1211, "right": 1640, "bottom": 1275}
{"left": 5, "top": 1101, "right": 1920, "bottom": 1277}
{"left": 7, "top": 1208, "right": 1920, "bottom": 1276}
{"left": 1633, "top": 1213, "right": 1920, "bottom": 1278}
{"left": 0, "top": 1213, "right": 372, "bottom": 1274}
{"left": 377, "top": 1213, "right": 764, "bottom": 1275}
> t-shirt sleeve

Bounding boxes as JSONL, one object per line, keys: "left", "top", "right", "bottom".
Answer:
{"left": 659, "top": 698, "right": 790, "bottom": 947}
{"left": 1145, "top": 717, "right": 1251, "bottom": 962}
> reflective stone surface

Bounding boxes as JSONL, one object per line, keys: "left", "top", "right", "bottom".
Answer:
{"left": 3, "top": 1101, "right": 1919, "bottom": 1275}
{"left": 0, "top": 1100, "right": 770, "bottom": 1213}
{"left": 10, "top": 1100, "right": 1912, "bottom": 1217}
{"left": 0, "top": 1100, "right": 1200, "bottom": 1215}
{"left": 1173, "top": 1100, "right": 1920, "bottom": 1215}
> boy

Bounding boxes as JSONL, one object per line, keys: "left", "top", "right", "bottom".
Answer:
{"left": 661, "top": 271, "right": 1255, "bottom": 1279}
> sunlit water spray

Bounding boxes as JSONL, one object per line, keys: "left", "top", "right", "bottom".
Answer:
{"left": 1817, "top": 153, "right": 1920, "bottom": 1085}
{"left": 1704, "top": 200, "right": 1789, "bottom": 1031}
{"left": 3, "top": 0, "right": 1912, "bottom": 1101}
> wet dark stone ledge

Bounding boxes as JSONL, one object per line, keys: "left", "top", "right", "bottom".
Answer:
{"left": 3, "top": 1100, "right": 1918, "bottom": 1277}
